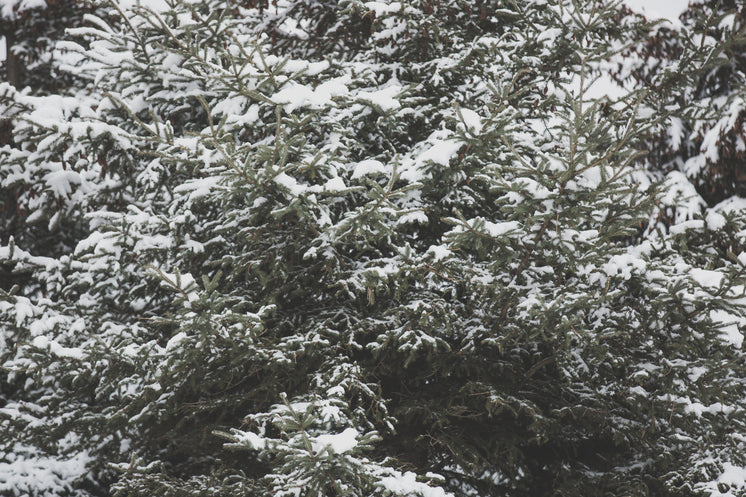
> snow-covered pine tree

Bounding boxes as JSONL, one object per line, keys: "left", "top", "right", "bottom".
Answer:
{"left": 2, "top": 1, "right": 746, "bottom": 496}
{"left": 0, "top": 2, "right": 122, "bottom": 493}
{"left": 0, "top": 0, "right": 107, "bottom": 277}
{"left": 618, "top": 0, "right": 746, "bottom": 206}
{"left": 0, "top": 0, "right": 97, "bottom": 90}
{"left": 608, "top": 2, "right": 746, "bottom": 494}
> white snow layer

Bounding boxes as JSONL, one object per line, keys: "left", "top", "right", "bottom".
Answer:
{"left": 714, "top": 196, "right": 746, "bottom": 215}
{"left": 0, "top": 447, "right": 91, "bottom": 496}
{"left": 705, "top": 463, "right": 746, "bottom": 497}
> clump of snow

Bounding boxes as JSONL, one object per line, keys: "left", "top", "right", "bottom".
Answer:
{"left": 356, "top": 84, "right": 402, "bottom": 112}
{"left": 323, "top": 176, "right": 347, "bottom": 192}
{"left": 416, "top": 139, "right": 462, "bottom": 167}
{"left": 705, "top": 211, "right": 726, "bottom": 230}
{"left": 279, "top": 59, "right": 329, "bottom": 76}
{"left": 234, "top": 431, "right": 266, "bottom": 450}
{"left": 483, "top": 220, "right": 520, "bottom": 237}
{"left": 165, "top": 331, "right": 188, "bottom": 351}
{"left": 700, "top": 124, "right": 723, "bottom": 162}
{"left": 44, "top": 168, "right": 82, "bottom": 198}
{"left": 11, "top": 296, "right": 36, "bottom": 327}
{"left": 682, "top": 154, "right": 707, "bottom": 180}
{"left": 397, "top": 210, "right": 429, "bottom": 225}
{"left": 714, "top": 196, "right": 746, "bottom": 215}
{"left": 379, "top": 470, "right": 452, "bottom": 497}
{"left": 516, "top": 177, "right": 552, "bottom": 200}
{"left": 427, "top": 245, "right": 451, "bottom": 261}
{"left": 312, "top": 427, "right": 359, "bottom": 454}
{"left": 364, "top": 1, "right": 404, "bottom": 16}
{"left": 537, "top": 28, "right": 562, "bottom": 43}
{"left": 351, "top": 160, "right": 387, "bottom": 179}
{"left": 273, "top": 76, "right": 350, "bottom": 113}
{"left": 272, "top": 82, "right": 322, "bottom": 113}
{"left": 31, "top": 336, "right": 85, "bottom": 360}
{"left": 667, "top": 116, "right": 684, "bottom": 149}
{"left": 457, "top": 107, "right": 482, "bottom": 134}
{"left": 274, "top": 172, "right": 307, "bottom": 196}
{"left": 603, "top": 252, "right": 647, "bottom": 280}
{"left": 668, "top": 219, "right": 705, "bottom": 234}
{"left": 689, "top": 268, "right": 723, "bottom": 289}
{"left": 684, "top": 400, "right": 734, "bottom": 417}
{"left": 687, "top": 366, "right": 707, "bottom": 382}
{"left": 114, "top": 0, "right": 170, "bottom": 13}
{"left": 659, "top": 171, "right": 706, "bottom": 223}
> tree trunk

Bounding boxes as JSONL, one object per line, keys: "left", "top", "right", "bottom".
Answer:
{"left": 1, "top": 28, "right": 19, "bottom": 145}
{"left": 4, "top": 29, "right": 22, "bottom": 88}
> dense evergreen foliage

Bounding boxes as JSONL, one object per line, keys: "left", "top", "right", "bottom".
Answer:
{"left": 2, "top": 1, "right": 746, "bottom": 496}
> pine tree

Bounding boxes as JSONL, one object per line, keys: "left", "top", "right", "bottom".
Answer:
{"left": 618, "top": 0, "right": 746, "bottom": 206}
{"left": 2, "top": 1, "right": 746, "bottom": 497}
{"left": 0, "top": 0, "right": 106, "bottom": 279}
{"left": 0, "top": 0, "right": 95, "bottom": 90}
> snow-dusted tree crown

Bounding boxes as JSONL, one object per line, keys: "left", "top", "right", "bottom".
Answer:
{"left": 1, "top": 1, "right": 746, "bottom": 496}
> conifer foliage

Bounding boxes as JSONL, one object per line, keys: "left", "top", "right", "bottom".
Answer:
{"left": 2, "top": 1, "right": 746, "bottom": 496}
